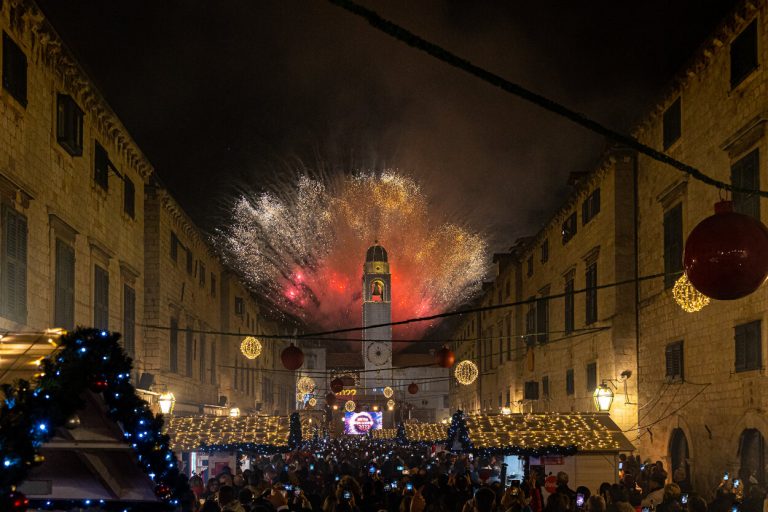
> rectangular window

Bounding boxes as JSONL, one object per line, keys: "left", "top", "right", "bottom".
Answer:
{"left": 169, "top": 318, "right": 178, "bottom": 373}
{"left": 541, "top": 239, "right": 549, "bottom": 263}
{"left": 211, "top": 342, "right": 217, "bottom": 384}
{"left": 506, "top": 388, "right": 511, "bottom": 407}
{"left": 186, "top": 250, "right": 193, "bottom": 274}
{"left": 562, "top": 212, "right": 577, "bottom": 244}
{"left": 566, "top": 369, "right": 575, "bottom": 396}
{"left": 123, "top": 176, "right": 135, "bottom": 218}
{"left": 185, "top": 327, "right": 193, "bottom": 377}
{"left": 199, "top": 262, "right": 206, "bottom": 287}
{"left": 536, "top": 295, "right": 549, "bottom": 344}
{"left": 582, "top": 188, "right": 602, "bottom": 225}
{"left": 665, "top": 340, "right": 684, "bottom": 382}
{"left": 663, "top": 97, "right": 682, "bottom": 149}
{"left": 505, "top": 278, "right": 511, "bottom": 298}
{"left": 663, "top": 204, "right": 684, "bottom": 288}
{"left": 731, "top": 19, "right": 758, "bottom": 88}
{"left": 93, "top": 265, "right": 109, "bottom": 330}
{"left": 735, "top": 320, "right": 762, "bottom": 372}
{"left": 2, "top": 32, "right": 27, "bottom": 107}
{"left": 506, "top": 317, "right": 512, "bottom": 362}
{"left": 525, "top": 298, "right": 536, "bottom": 346}
{"left": 732, "top": 149, "right": 760, "bottom": 219}
{"left": 527, "top": 256, "right": 533, "bottom": 277}
{"left": 542, "top": 376, "right": 550, "bottom": 398}
{"left": 524, "top": 381, "right": 539, "bottom": 400}
{"left": 564, "top": 277, "right": 575, "bottom": 334}
{"left": 123, "top": 284, "right": 135, "bottom": 356}
{"left": 54, "top": 239, "right": 75, "bottom": 330}
{"left": 170, "top": 232, "right": 179, "bottom": 262}
{"left": 235, "top": 296, "right": 245, "bottom": 315}
{"left": 94, "top": 142, "right": 110, "bottom": 191}
{"left": 211, "top": 273, "right": 217, "bottom": 297}
{"left": 1, "top": 206, "right": 27, "bottom": 323}
{"left": 585, "top": 262, "right": 598, "bottom": 325}
{"left": 586, "top": 362, "right": 597, "bottom": 392}
{"left": 56, "top": 94, "right": 84, "bottom": 156}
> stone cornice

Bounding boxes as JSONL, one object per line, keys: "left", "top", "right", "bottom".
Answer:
{"left": 3, "top": 0, "right": 155, "bottom": 180}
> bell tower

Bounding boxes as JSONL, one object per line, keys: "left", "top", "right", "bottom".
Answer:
{"left": 362, "top": 242, "right": 392, "bottom": 392}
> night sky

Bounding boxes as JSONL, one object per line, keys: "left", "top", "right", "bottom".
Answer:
{"left": 38, "top": 0, "right": 736, "bottom": 251}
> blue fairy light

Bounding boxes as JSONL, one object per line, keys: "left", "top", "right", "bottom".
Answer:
{"left": 101, "top": 330, "right": 108, "bottom": 336}
{"left": 38, "top": 422, "right": 47, "bottom": 432}
{"left": 79, "top": 347, "right": 87, "bottom": 353}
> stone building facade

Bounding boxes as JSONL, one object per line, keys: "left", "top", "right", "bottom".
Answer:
{"left": 0, "top": 0, "right": 293, "bottom": 417}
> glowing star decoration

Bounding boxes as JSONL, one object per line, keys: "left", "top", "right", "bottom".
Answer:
{"left": 454, "top": 360, "right": 479, "bottom": 385}
{"left": 219, "top": 171, "right": 488, "bottom": 341}
{"left": 383, "top": 386, "right": 394, "bottom": 398}
{"left": 344, "top": 400, "right": 356, "bottom": 413}
{"left": 240, "top": 336, "right": 262, "bottom": 359}
{"left": 672, "top": 273, "right": 711, "bottom": 313}
{"left": 297, "top": 376, "right": 316, "bottom": 394}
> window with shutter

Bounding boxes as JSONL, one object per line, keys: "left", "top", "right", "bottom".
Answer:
{"left": 211, "top": 273, "right": 217, "bottom": 297}
{"left": 663, "top": 98, "right": 682, "bottom": 149}
{"left": 665, "top": 341, "right": 684, "bottom": 382}
{"left": 2, "top": 32, "right": 27, "bottom": 107}
{"left": 123, "top": 285, "right": 135, "bottom": 357}
{"left": 525, "top": 299, "right": 536, "bottom": 346}
{"left": 732, "top": 150, "right": 760, "bottom": 220}
{"left": 541, "top": 239, "right": 549, "bottom": 263}
{"left": 199, "top": 262, "right": 206, "bottom": 286}
{"left": 186, "top": 249, "right": 193, "bottom": 274}
{"left": 210, "top": 342, "right": 217, "bottom": 384}
{"left": 663, "top": 204, "right": 684, "bottom": 288}
{"left": 586, "top": 362, "right": 597, "bottom": 392}
{"left": 93, "top": 265, "right": 109, "bottom": 330}
{"left": 185, "top": 328, "right": 193, "bottom": 377}
{"left": 527, "top": 256, "right": 533, "bottom": 277}
{"left": 54, "top": 239, "right": 75, "bottom": 330}
{"left": 170, "top": 232, "right": 179, "bottom": 262}
{"left": 565, "top": 277, "right": 575, "bottom": 334}
{"left": 199, "top": 332, "right": 206, "bottom": 383}
{"left": 169, "top": 318, "right": 178, "bottom": 373}
{"left": 562, "top": 213, "right": 577, "bottom": 244}
{"left": 542, "top": 376, "right": 550, "bottom": 398}
{"left": 585, "top": 262, "right": 598, "bottom": 324}
{"left": 735, "top": 320, "right": 762, "bottom": 372}
{"left": 566, "top": 369, "right": 575, "bottom": 396}
{"left": 731, "top": 20, "right": 758, "bottom": 88}
{"left": 2, "top": 206, "right": 27, "bottom": 323}
{"left": 524, "top": 381, "right": 539, "bottom": 400}
{"left": 94, "top": 142, "right": 110, "bottom": 191}
{"left": 124, "top": 176, "right": 135, "bottom": 218}
{"left": 536, "top": 295, "right": 549, "bottom": 343}
{"left": 56, "top": 94, "right": 84, "bottom": 156}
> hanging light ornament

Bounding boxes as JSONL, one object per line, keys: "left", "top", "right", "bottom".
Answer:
{"left": 408, "top": 382, "right": 419, "bottom": 394}
{"left": 330, "top": 377, "right": 344, "bottom": 393}
{"left": 297, "top": 376, "right": 316, "bottom": 394}
{"left": 672, "top": 273, "right": 710, "bottom": 313}
{"left": 436, "top": 345, "right": 456, "bottom": 368}
{"left": 454, "top": 360, "right": 479, "bottom": 385}
{"left": 308, "top": 397, "right": 318, "bottom": 407}
{"left": 296, "top": 392, "right": 305, "bottom": 402}
{"left": 684, "top": 200, "right": 768, "bottom": 300}
{"left": 344, "top": 400, "right": 356, "bottom": 412}
{"left": 281, "top": 343, "right": 304, "bottom": 370}
{"left": 240, "top": 336, "right": 262, "bottom": 359}
{"left": 383, "top": 386, "right": 394, "bottom": 398}
{"left": 386, "top": 399, "right": 395, "bottom": 409}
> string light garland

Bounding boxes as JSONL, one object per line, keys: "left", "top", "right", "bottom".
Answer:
{"left": 383, "top": 386, "right": 394, "bottom": 398}
{"left": 0, "top": 328, "right": 187, "bottom": 509}
{"left": 240, "top": 336, "right": 262, "bottom": 359}
{"left": 345, "top": 400, "right": 356, "bottom": 412}
{"left": 297, "top": 376, "right": 316, "bottom": 394}
{"left": 454, "top": 360, "right": 479, "bottom": 385}
{"left": 672, "top": 273, "right": 711, "bottom": 313}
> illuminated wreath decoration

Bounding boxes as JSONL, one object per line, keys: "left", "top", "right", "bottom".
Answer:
{"left": 454, "top": 360, "right": 479, "bottom": 385}
{"left": 297, "top": 376, "right": 316, "bottom": 394}
{"left": 240, "top": 336, "right": 262, "bottom": 359}
{"left": 344, "top": 400, "right": 356, "bottom": 412}
{"left": 382, "top": 386, "right": 394, "bottom": 398}
{"left": 0, "top": 328, "right": 188, "bottom": 509}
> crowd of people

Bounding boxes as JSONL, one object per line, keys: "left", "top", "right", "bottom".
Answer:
{"left": 177, "top": 439, "right": 762, "bottom": 512}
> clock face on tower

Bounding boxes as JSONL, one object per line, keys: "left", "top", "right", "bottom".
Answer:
{"left": 366, "top": 342, "right": 390, "bottom": 366}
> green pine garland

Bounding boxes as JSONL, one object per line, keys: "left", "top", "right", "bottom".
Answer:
{"left": 0, "top": 328, "right": 188, "bottom": 508}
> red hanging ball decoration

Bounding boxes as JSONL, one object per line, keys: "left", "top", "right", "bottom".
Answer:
{"left": 89, "top": 378, "right": 109, "bottom": 393}
{"left": 684, "top": 201, "right": 768, "bottom": 300}
{"left": 436, "top": 346, "right": 455, "bottom": 368}
{"left": 281, "top": 343, "right": 304, "bottom": 371}
{"left": 408, "top": 382, "right": 419, "bottom": 394}
{"left": 325, "top": 392, "right": 337, "bottom": 405}
{"left": 154, "top": 483, "right": 173, "bottom": 500}
{"left": 330, "top": 378, "right": 344, "bottom": 394}
{"left": 1, "top": 491, "right": 29, "bottom": 512}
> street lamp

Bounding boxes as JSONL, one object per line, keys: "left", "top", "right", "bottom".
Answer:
{"left": 158, "top": 392, "right": 175, "bottom": 415}
{"left": 593, "top": 382, "right": 614, "bottom": 412}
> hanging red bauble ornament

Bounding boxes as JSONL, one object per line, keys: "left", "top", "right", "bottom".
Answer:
{"left": 280, "top": 344, "right": 304, "bottom": 371}
{"left": 154, "top": 483, "right": 173, "bottom": 500}
{"left": 436, "top": 346, "right": 455, "bottom": 368}
{"left": 326, "top": 392, "right": 337, "bottom": 405}
{"left": 89, "top": 378, "right": 109, "bottom": 393}
{"left": 5, "top": 491, "right": 29, "bottom": 512}
{"left": 330, "top": 378, "right": 344, "bottom": 394}
{"left": 408, "top": 382, "right": 419, "bottom": 394}
{"left": 684, "top": 201, "right": 768, "bottom": 300}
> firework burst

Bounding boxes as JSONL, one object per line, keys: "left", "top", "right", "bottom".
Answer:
{"left": 219, "top": 171, "right": 487, "bottom": 339}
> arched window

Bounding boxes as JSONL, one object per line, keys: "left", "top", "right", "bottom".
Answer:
{"left": 370, "top": 280, "right": 384, "bottom": 302}
{"left": 739, "top": 429, "right": 765, "bottom": 488}
{"left": 669, "top": 428, "right": 690, "bottom": 489}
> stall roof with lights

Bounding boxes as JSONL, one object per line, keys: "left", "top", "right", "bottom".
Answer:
{"left": 164, "top": 415, "right": 294, "bottom": 452}
{"left": 456, "top": 412, "right": 635, "bottom": 454}
{"left": 371, "top": 423, "right": 449, "bottom": 444}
